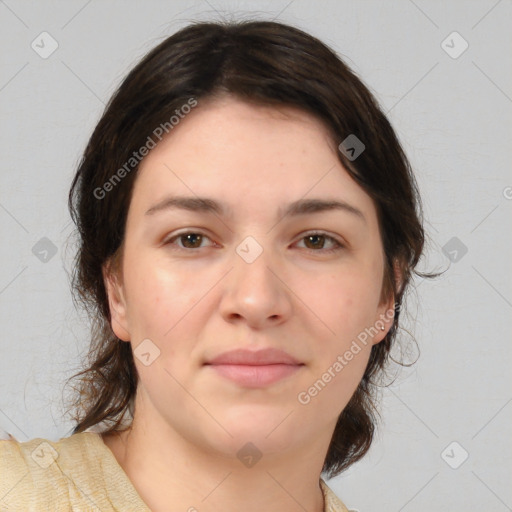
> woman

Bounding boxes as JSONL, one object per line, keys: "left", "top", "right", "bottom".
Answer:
{"left": 0, "top": 19, "right": 431, "bottom": 511}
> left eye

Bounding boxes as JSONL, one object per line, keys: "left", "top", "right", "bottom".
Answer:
{"left": 163, "top": 231, "right": 344, "bottom": 253}
{"left": 295, "top": 232, "right": 344, "bottom": 253}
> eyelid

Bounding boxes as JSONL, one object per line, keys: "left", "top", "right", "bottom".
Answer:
{"left": 162, "top": 229, "right": 215, "bottom": 248}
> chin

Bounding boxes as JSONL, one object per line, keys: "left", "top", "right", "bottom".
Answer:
{"left": 211, "top": 408, "right": 300, "bottom": 452}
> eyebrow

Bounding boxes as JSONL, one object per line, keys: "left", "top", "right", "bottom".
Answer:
{"left": 144, "top": 195, "right": 366, "bottom": 223}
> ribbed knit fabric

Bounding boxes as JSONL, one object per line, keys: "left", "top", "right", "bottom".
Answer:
{"left": 0, "top": 432, "right": 349, "bottom": 511}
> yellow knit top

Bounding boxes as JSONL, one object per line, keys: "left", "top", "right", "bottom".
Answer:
{"left": 0, "top": 432, "right": 349, "bottom": 511}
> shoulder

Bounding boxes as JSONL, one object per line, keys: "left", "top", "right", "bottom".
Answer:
{"left": 0, "top": 433, "right": 92, "bottom": 507}
{"left": 0, "top": 431, "right": 147, "bottom": 510}
{"left": 320, "top": 478, "right": 351, "bottom": 512}
{"left": 1, "top": 431, "right": 150, "bottom": 510}
{"left": 0, "top": 435, "right": 64, "bottom": 508}
{"left": 0, "top": 431, "right": 101, "bottom": 475}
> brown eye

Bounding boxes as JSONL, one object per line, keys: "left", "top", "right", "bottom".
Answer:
{"left": 304, "top": 234, "right": 327, "bottom": 250}
{"left": 164, "top": 231, "right": 213, "bottom": 250}
{"left": 296, "top": 232, "right": 344, "bottom": 253}
{"left": 179, "top": 233, "right": 204, "bottom": 249}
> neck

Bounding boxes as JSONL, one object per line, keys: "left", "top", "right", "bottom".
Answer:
{"left": 102, "top": 398, "right": 330, "bottom": 512}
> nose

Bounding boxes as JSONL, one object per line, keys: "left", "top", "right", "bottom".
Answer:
{"left": 218, "top": 241, "right": 293, "bottom": 330}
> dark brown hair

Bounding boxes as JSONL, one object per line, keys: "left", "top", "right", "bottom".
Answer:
{"left": 65, "top": 19, "right": 434, "bottom": 478}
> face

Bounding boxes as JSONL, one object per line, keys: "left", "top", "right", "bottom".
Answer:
{"left": 104, "top": 95, "right": 395, "bottom": 460}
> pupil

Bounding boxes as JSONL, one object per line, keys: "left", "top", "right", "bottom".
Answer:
{"left": 308, "top": 235, "right": 323, "bottom": 249}
{"left": 183, "top": 233, "right": 201, "bottom": 248}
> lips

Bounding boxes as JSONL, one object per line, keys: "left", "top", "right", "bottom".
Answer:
{"left": 204, "top": 348, "right": 304, "bottom": 388}
{"left": 204, "top": 348, "right": 303, "bottom": 366}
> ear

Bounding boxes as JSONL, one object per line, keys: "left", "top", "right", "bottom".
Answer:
{"left": 371, "top": 260, "right": 403, "bottom": 346}
{"left": 103, "top": 261, "right": 130, "bottom": 342}
{"left": 371, "top": 293, "right": 395, "bottom": 346}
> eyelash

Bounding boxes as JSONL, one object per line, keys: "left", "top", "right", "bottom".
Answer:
{"left": 163, "top": 230, "right": 345, "bottom": 254}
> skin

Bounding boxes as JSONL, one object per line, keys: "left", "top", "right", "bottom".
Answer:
{"left": 101, "top": 95, "right": 396, "bottom": 512}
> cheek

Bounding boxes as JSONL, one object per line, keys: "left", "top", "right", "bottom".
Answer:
{"left": 303, "top": 267, "right": 381, "bottom": 392}
{"left": 298, "top": 335, "right": 372, "bottom": 424}
{"left": 302, "top": 285, "right": 375, "bottom": 417}
{"left": 123, "top": 260, "right": 191, "bottom": 338}
{"left": 312, "top": 269, "right": 382, "bottom": 336}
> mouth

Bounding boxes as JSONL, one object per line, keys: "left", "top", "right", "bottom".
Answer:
{"left": 203, "top": 348, "right": 304, "bottom": 388}
{"left": 204, "top": 363, "right": 303, "bottom": 388}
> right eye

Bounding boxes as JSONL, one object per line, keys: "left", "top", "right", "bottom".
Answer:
{"left": 163, "top": 231, "right": 215, "bottom": 251}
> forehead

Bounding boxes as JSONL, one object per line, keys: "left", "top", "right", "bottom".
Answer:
{"left": 130, "top": 96, "right": 378, "bottom": 224}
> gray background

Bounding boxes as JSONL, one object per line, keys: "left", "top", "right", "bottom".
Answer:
{"left": 1, "top": 1, "right": 511, "bottom": 510}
